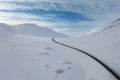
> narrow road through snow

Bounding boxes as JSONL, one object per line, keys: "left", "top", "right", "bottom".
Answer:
{"left": 52, "top": 38, "right": 120, "bottom": 80}
{"left": 0, "top": 35, "right": 119, "bottom": 80}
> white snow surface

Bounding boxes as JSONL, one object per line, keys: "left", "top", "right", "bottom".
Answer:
{"left": 57, "top": 18, "right": 120, "bottom": 75}
{"left": 0, "top": 23, "right": 117, "bottom": 80}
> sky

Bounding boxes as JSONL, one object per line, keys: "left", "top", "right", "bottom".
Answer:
{"left": 0, "top": 0, "right": 120, "bottom": 36}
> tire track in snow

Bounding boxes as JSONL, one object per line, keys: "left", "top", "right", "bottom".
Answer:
{"left": 52, "top": 38, "right": 120, "bottom": 80}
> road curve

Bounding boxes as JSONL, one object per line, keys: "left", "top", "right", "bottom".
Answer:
{"left": 52, "top": 38, "right": 120, "bottom": 80}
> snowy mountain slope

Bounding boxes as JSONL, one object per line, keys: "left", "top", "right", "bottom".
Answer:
{"left": 0, "top": 23, "right": 16, "bottom": 38}
{"left": 0, "top": 23, "right": 67, "bottom": 38}
{"left": 15, "top": 23, "right": 67, "bottom": 38}
{"left": 89, "top": 18, "right": 120, "bottom": 34}
{"left": 0, "top": 34, "right": 115, "bottom": 80}
{"left": 56, "top": 18, "right": 120, "bottom": 75}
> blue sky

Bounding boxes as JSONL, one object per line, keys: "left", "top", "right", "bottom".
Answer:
{"left": 0, "top": 0, "right": 120, "bottom": 36}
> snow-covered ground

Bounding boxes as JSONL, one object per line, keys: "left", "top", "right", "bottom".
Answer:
{"left": 0, "top": 23, "right": 117, "bottom": 80}
{"left": 57, "top": 18, "right": 120, "bottom": 75}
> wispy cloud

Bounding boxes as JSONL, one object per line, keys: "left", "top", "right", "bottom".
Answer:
{"left": 0, "top": 2, "right": 31, "bottom": 10}
{"left": 0, "top": 11, "right": 56, "bottom": 26}
{"left": 1, "top": 1, "right": 120, "bottom": 14}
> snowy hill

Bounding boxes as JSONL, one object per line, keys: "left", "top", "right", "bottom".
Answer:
{"left": 57, "top": 18, "right": 120, "bottom": 75}
{"left": 0, "top": 23, "right": 16, "bottom": 38}
{"left": 15, "top": 23, "right": 67, "bottom": 38}
{"left": 89, "top": 18, "right": 120, "bottom": 34}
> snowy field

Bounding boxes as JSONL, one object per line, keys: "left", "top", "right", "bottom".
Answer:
{"left": 0, "top": 22, "right": 118, "bottom": 80}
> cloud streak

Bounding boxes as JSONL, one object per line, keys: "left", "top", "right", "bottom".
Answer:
{"left": 1, "top": 1, "right": 120, "bottom": 14}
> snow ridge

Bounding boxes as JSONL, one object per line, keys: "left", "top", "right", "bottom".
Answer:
{"left": 0, "top": 23, "right": 67, "bottom": 38}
